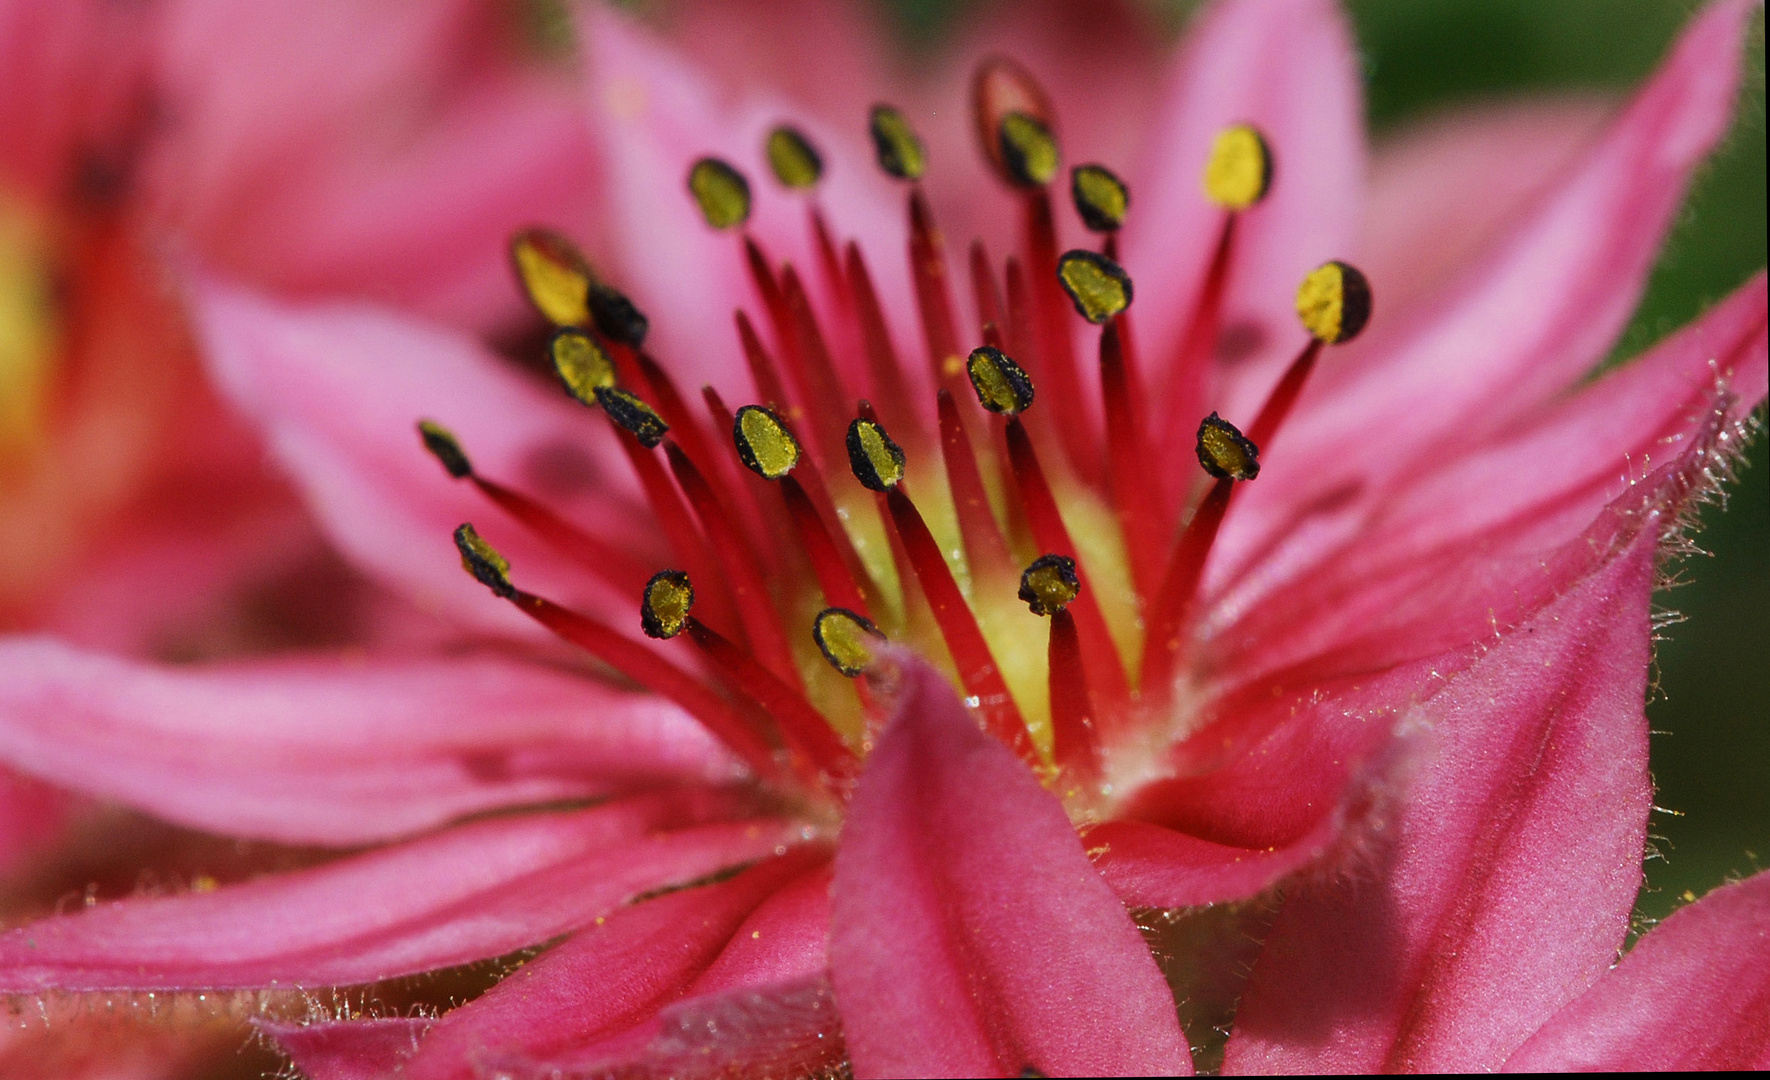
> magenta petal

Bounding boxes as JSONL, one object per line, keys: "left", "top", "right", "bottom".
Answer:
{"left": 829, "top": 656, "right": 1189, "bottom": 1078}
{"left": 193, "top": 279, "right": 647, "bottom": 636}
{"left": 401, "top": 852, "right": 824, "bottom": 1080}
{"left": 0, "top": 791, "right": 794, "bottom": 991}
{"left": 1222, "top": 527, "right": 1659, "bottom": 1073}
{"left": 1087, "top": 816, "right": 1339, "bottom": 910}
{"left": 1505, "top": 872, "right": 1770, "bottom": 1071}
{"left": 0, "top": 638, "right": 737, "bottom": 845}
{"left": 1283, "top": 0, "right": 1754, "bottom": 482}
{"left": 257, "top": 1017, "right": 434, "bottom": 1080}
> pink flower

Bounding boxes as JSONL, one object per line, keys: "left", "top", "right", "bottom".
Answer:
{"left": 2, "top": 0, "right": 1766, "bottom": 1076}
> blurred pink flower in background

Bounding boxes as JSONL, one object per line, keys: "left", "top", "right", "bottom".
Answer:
{"left": 0, "top": 0, "right": 1766, "bottom": 1076}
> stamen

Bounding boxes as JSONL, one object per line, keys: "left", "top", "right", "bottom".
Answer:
{"left": 936, "top": 389, "right": 1013, "bottom": 573}
{"left": 908, "top": 190, "right": 966, "bottom": 390}
{"left": 868, "top": 105, "right": 926, "bottom": 181}
{"left": 685, "top": 617, "right": 856, "bottom": 780}
{"left": 845, "top": 417, "right": 906, "bottom": 492}
{"left": 765, "top": 126, "right": 824, "bottom": 189}
{"left": 999, "top": 112, "right": 1060, "bottom": 189}
{"left": 1002, "top": 419, "right": 1131, "bottom": 706}
{"left": 665, "top": 443, "right": 801, "bottom": 686}
{"left": 779, "top": 265, "right": 855, "bottom": 458}
{"left": 970, "top": 56, "right": 1055, "bottom": 187}
{"left": 1071, "top": 164, "right": 1128, "bottom": 233}
{"left": 1055, "top": 250, "right": 1132, "bottom": 324}
{"left": 1245, "top": 261, "right": 1373, "bottom": 450}
{"left": 454, "top": 523, "right": 515, "bottom": 599}
{"left": 813, "top": 607, "right": 884, "bottom": 677}
{"left": 1020, "top": 555, "right": 1098, "bottom": 781}
{"left": 1294, "top": 260, "right": 1372, "bottom": 346}
{"left": 734, "top": 310, "right": 795, "bottom": 417}
{"left": 640, "top": 569, "right": 696, "bottom": 640}
{"left": 845, "top": 242, "right": 919, "bottom": 437}
{"left": 1196, "top": 412, "right": 1260, "bottom": 480}
{"left": 687, "top": 157, "right": 752, "bottom": 230}
{"left": 1018, "top": 553, "right": 1078, "bottom": 617}
{"left": 1202, "top": 125, "right": 1273, "bottom": 211}
{"left": 1141, "top": 415, "right": 1262, "bottom": 694}
{"left": 587, "top": 282, "right": 649, "bottom": 349}
{"left": 782, "top": 473, "right": 873, "bottom": 618}
{"left": 421, "top": 421, "right": 649, "bottom": 597}
{"left": 595, "top": 386, "right": 669, "bottom": 448}
{"left": 968, "top": 239, "right": 1005, "bottom": 342}
{"left": 550, "top": 329, "right": 618, "bottom": 403}
{"left": 510, "top": 228, "right": 593, "bottom": 327}
{"left": 1098, "top": 324, "right": 1160, "bottom": 597}
{"left": 966, "top": 345, "right": 1035, "bottom": 415}
{"left": 732, "top": 404, "right": 802, "bottom": 480}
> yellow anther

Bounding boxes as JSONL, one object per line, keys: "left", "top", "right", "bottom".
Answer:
{"left": 813, "top": 607, "right": 884, "bottom": 677}
{"left": 1202, "top": 124, "right": 1272, "bottom": 211}
{"left": 999, "top": 112, "right": 1059, "bottom": 188}
{"left": 550, "top": 329, "right": 617, "bottom": 405}
{"left": 966, "top": 346, "right": 1035, "bottom": 415}
{"left": 970, "top": 55, "right": 1053, "bottom": 186}
{"left": 641, "top": 570, "right": 695, "bottom": 640}
{"left": 1071, "top": 164, "right": 1128, "bottom": 232}
{"left": 766, "top": 126, "right": 823, "bottom": 190}
{"left": 869, "top": 105, "right": 925, "bottom": 181}
{"left": 846, "top": 417, "right": 906, "bottom": 492}
{"left": 596, "top": 386, "right": 670, "bottom": 448}
{"left": 1056, "top": 250, "right": 1132, "bottom": 324}
{"left": 454, "top": 523, "right": 514, "bottom": 598}
{"left": 417, "top": 419, "right": 472, "bottom": 479}
{"left": 1196, "top": 413, "right": 1260, "bottom": 481}
{"left": 1019, "top": 554, "right": 1079, "bottom": 617}
{"left": 510, "top": 228, "right": 592, "bottom": 327}
{"left": 688, "top": 157, "right": 752, "bottom": 229}
{"left": 1294, "top": 260, "right": 1372, "bottom": 345}
{"left": 732, "top": 405, "right": 802, "bottom": 480}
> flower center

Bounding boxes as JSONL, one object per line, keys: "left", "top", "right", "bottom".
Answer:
{"left": 431, "top": 60, "right": 1373, "bottom": 818}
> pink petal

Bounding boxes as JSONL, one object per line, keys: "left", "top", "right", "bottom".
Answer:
{"left": 1272, "top": 0, "right": 1754, "bottom": 496}
{"left": 1359, "top": 99, "right": 1613, "bottom": 323}
{"left": 830, "top": 655, "right": 1189, "bottom": 1078}
{"left": 399, "top": 852, "right": 827, "bottom": 1079}
{"left": 1123, "top": 0, "right": 1364, "bottom": 409}
{"left": 146, "top": 0, "right": 598, "bottom": 332}
{"left": 0, "top": 791, "right": 794, "bottom": 991}
{"left": 257, "top": 1017, "right": 434, "bottom": 1080}
{"left": 577, "top": 7, "right": 912, "bottom": 394}
{"left": 1505, "top": 872, "right": 1770, "bottom": 1071}
{"left": 1212, "top": 272, "right": 1766, "bottom": 689}
{"left": 1222, "top": 524, "right": 1659, "bottom": 1073}
{"left": 0, "top": 637, "right": 737, "bottom": 846}
{"left": 193, "top": 279, "right": 649, "bottom": 637}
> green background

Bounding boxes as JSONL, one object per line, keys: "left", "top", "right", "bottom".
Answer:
{"left": 885, "top": 0, "right": 1768, "bottom": 926}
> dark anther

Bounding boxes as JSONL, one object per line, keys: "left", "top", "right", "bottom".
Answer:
{"left": 1071, "top": 164, "right": 1129, "bottom": 232}
{"left": 454, "top": 523, "right": 515, "bottom": 599}
{"left": 1196, "top": 412, "right": 1261, "bottom": 481}
{"left": 998, "top": 112, "right": 1059, "bottom": 188}
{"left": 813, "top": 607, "right": 884, "bottom": 677}
{"left": 687, "top": 157, "right": 752, "bottom": 229}
{"left": 1019, "top": 554, "right": 1080, "bottom": 616}
{"left": 588, "top": 283, "right": 649, "bottom": 348}
{"left": 1295, "top": 260, "right": 1372, "bottom": 345}
{"left": 1055, "top": 250, "right": 1133, "bottom": 324}
{"left": 418, "top": 419, "right": 472, "bottom": 479}
{"left": 846, "top": 417, "right": 906, "bottom": 492}
{"left": 868, "top": 105, "right": 926, "bottom": 181}
{"left": 640, "top": 570, "right": 695, "bottom": 640}
{"left": 766, "top": 125, "right": 824, "bottom": 189}
{"left": 596, "top": 387, "right": 670, "bottom": 448}
{"left": 732, "top": 405, "right": 803, "bottom": 480}
{"left": 966, "top": 346, "right": 1035, "bottom": 415}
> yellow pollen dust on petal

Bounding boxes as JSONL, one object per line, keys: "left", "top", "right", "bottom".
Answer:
{"left": 454, "top": 523, "right": 515, "bottom": 598}
{"left": 688, "top": 158, "right": 752, "bottom": 230}
{"left": 417, "top": 419, "right": 472, "bottom": 478}
{"left": 1202, "top": 124, "right": 1272, "bottom": 211}
{"left": 868, "top": 105, "right": 926, "bottom": 181}
{"left": 966, "top": 346, "right": 1035, "bottom": 415}
{"left": 550, "top": 329, "right": 617, "bottom": 405}
{"left": 813, "top": 607, "right": 883, "bottom": 677}
{"left": 641, "top": 569, "right": 695, "bottom": 639}
{"left": 1295, "top": 260, "right": 1372, "bottom": 345}
{"left": 845, "top": 417, "right": 906, "bottom": 491}
{"left": 510, "top": 228, "right": 593, "bottom": 327}
{"left": 766, "top": 126, "right": 824, "bottom": 190}
{"left": 1019, "top": 554, "right": 1079, "bottom": 617}
{"left": 0, "top": 194, "right": 57, "bottom": 462}
{"left": 733, "top": 405, "right": 802, "bottom": 479}
{"left": 999, "top": 112, "right": 1059, "bottom": 188}
{"left": 1071, "top": 164, "right": 1128, "bottom": 233}
{"left": 1056, "top": 250, "right": 1132, "bottom": 324}
{"left": 1196, "top": 412, "right": 1260, "bottom": 481}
